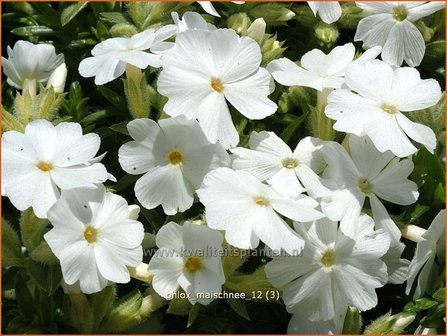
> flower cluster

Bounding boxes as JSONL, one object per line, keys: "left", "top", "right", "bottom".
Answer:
{"left": 1, "top": 2, "right": 445, "bottom": 335}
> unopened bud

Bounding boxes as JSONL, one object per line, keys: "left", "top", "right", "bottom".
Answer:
{"left": 47, "top": 63, "right": 67, "bottom": 93}
{"left": 315, "top": 23, "right": 339, "bottom": 46}
{"left": 247, "top": 18, "right": 266, "bottom": 43}
{"left": 249, "top": 3, "right": 295, "bottom": 25}
{"left": 227, "top": 13, "right": 252, "bottom": 35}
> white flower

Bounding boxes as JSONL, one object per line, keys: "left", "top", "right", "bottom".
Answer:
{"left": 44, "top": 186, "right": 144, "bottom": 294}
{"left": 382, "top": 242, "right": 410, "bottom": 284}
{"left": 267, "top": 43, "right": 381, "bottom": 91}
{"left": 321, "top": 135, "right": 419, "bottom": 243}
{"left": 325, "top": 60, "right": 442, "bottom": 157}
{"left": 197, "top": 167, "right": 323, "bottom": 254}
{"left": 197, "top": 1, "right": 245, "bottom": 17}
{"left": 78, "top": 26, "right": 176, "bottom": 85}
{"left": 158, "top": 28, "right": 277, "bottom": 149}
{"left": 2, "top": 119, "right": 108, "bottom": 218}
{"left": 2, "top": 40, "right": 64, "bottom": 90}
{"left": 172, "top": 11, "right": 216, "bottom": 32}
{"left": 406, "top": 210, "right": 445, "bottom": 299}
{"left": 265, "top": 215, "right": 390, "bottom": 329}
{"left": 231, "top": 131, "right": 331, "bottom": 199}
{"left": 118, "top": 116, "right": 229, "bottom": 215}
{"left": 308, "top": 1, "right": 342, "bottom": 24}
{"left": 355, "top": 1, "right": 446, "bottom": 67}
{"left": 148, "top": 221, "right": 225, "bottom": 305}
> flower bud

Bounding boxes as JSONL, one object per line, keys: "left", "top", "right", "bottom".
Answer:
{"left": 248, "top": 3, "right": 295, "bottom": 25}
{"left": 261, "top": 36, "right": 285, "bottom": 66}
{"left": 47, "top": 63, "right": 67, "bottom": 93}
{"left": 364, "top": 311, "right": 415, "bottom": 334}
{"left": 247, "top": 18, "right": 266, "bottom": 43}
{"left": 227, "top": 13, "right": 252, "bottom": 35}
{"left": 315, "top": 23, "right": 339, "bottom": 46}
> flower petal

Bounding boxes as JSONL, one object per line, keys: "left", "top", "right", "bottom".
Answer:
{"left": 396, "top": 113, "right": 436, "bottom": 153}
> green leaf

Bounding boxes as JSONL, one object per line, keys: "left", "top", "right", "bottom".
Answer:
{"left": 11, "top": 25, "right": 55, "bottom": 36}
{"left": 100, "top": 12, "right": 131, "bottom": 24}
{"left": 167, "top": 295, "right": 191, "bottom": 316}
{"left": 60, "top": 2, "right": 88, "bottom": 26}
{"left": 409, "top": 204, "right": 430, "bottom": 223}
{"left": 15, "top": 273, "right": 36, "bottom": 319}
{"left": 432, "top": 288, "right": 445, "bottom": 302}
{"left": 30, "top": 241, "right": 59, "bottom": 264}
{"left": 80, "top": 110, "right": 115, "bottom": 126}
{"left": 19, "top": 209, "right": 49, "bottom": 252}
{"left": 2, "top": 219, "right": 26, "bottom": 268}
{"left": 187, "top": 303, "right": 202, "bottom": 327}
{"left": 91, "top": 285, "right": 116, "bottom": 330}
{"left": 27, "top": 260, "right": 62, "bottom": 295}
{"left": 227, "top": 298, "right": 251, "bottom": 321}
{"left": 110, "top": 121, "right": 130, "bottom": 135}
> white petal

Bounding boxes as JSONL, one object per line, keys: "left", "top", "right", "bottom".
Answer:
{"left": 32, "top": 172, "right": 60, "bottom": 218}
{"left": 148, "top": 248, "right": 184, "bottom": 299}
{"left": 95, "top": 244, "right": 132, "bottom": 283}
{"left": 354, "top": 14, "right": 396, "bottom": 49}
{"left": 249, "top": 130, "right": 292, "bottom": 157}
{"left": 382, "top": 20, "right": 424, "bottom": 67}
{"left": 268, "top": 168, "right": 306, "bottom": 197}
{"left": 293, "top": 136, "right": 326, "bottom": 173}
{"left": 282, "top": 268, "right": 326, "bottom": 309}
{"left": 382, "top": 242, "right": 410, "bottom": 284}
{"left": 135, "top": 165, "right": 194, "bottom": 215}
{"left": 156, "top": 222, "right": 184, "bottom": 251}
{"left": 224, "top": 68, "right": 277, "bottom": 120}
{"left": 252, "top": 206, "right": 305, "bottom": 255}
{"left": 197, "top": 92, "right": 239, "bottom": 148}
{"left": 391, "top": 67, "right": 442, "bottom": 111}
{"left": 322, "top": 141, "right": 360, "bottom": 187}
{"left": 51, "top": 164, "right": 108, "bottom": 189}
{"left": 182, "top": 222, "right": 223, "bottom": 252}
{"left": 371, "top": 157, "right": 419, "bottom": 205}
{"left": 117, "top": 50, "right": 162, "bottom": 69}
{"left": 270, "top": 195, "right": 324, "bottom": 222}
{"left": 24, "top": 119, "right": 57, "bottom": 161}
{"left": 231, "top": 147, "right": 281, "bottom": 181}
{"left": 295, "top": 164, "right": 332, "bottom": 198}
{"left": 265, "top": 253, "right": 316, "bottom": 287}
{"left": 53, "top": 123, "right": 100, "bottom": 167}
{"left": 159, "top": 116, "right": 210, "bottom": 151}
{"left": 406, "top": 241, "right": 436, "bottom": 298}
{"left": 363, "top": 114, "right": 417, "bottom": 157}
{"left": 408, "top": 2, "right": 446, "bottom": 21}
{"left": 309, "top": 2, "right": 342, "bottom": 24}
{"left": 325, "top": 90, "right": 382, "bottom": 136}
{"left": 423, "top": 210, "right": 446, "bottom": 243}
{"left": 58, "top": 240, "right": 90, "bottom": 284}
{"left": 396, "top": 113, "right": 436, "bottom": 153}
{"left": 197, "top": 1, "right": 221, "bottom": 17}
{"left": 100, "top": 219, "right": 144, "bottom": 250}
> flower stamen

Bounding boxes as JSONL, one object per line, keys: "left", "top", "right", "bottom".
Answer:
{"left": 84, "top": 226, "right": 98, "bottom": 244}
{"left": 320, "top": 249, "right": 337, "bottom": 267}
{"left": 282, "top": 157, "right": 299, "bottom": 169}
{"left": 381, "top": 103, "right": 398, "bottom": 114}
{"left": 393, "top": 5, "right": 409, "bottom": 21}
{"left": 167, "top": 150, "right": 184, "bottom": 165}
{"left": 358, "top": 178, "right": 372, "bottom": 194}
{"left": 184, "top": 256, "right": 203, "bottom": 273}
{"left": 254, "top": 196, "right": 269, "bottom": 206}
{"left": 210, "top": 78, "right": 224, "bottom": 93}
{"left": 37, "top": 161, "right": 53, "bottom": 172}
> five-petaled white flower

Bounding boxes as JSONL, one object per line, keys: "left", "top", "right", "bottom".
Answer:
{"left": 197, "top": 167, "right": 324, "bottom": 254}
{"left": 321, "top": 135, "right": 419, "bottom": 243}
{"left": 308, "top": 1, "right": 342, "bottom": 24}
{"left": 2, "top": 40, "right": 64, "bottom": 91}
{"left": 148, "top": 221, "right": 225, "bottom": 305}
{"left": 78, "top": 26, "right": 176, "bottom": 85}
{"left": 231, "top": 131, "right": 331, "bottom": 199}
{"left": 406, "top": 209, "right": 445, "bottom": 299}
{"left": 158, "top": 28, "right": 277, "bottom": 149}
{"left": 265, "top": 215, "right": 390, "bottom": 332}
{"left": 118, "top": 116, "right": 229, "bottom": 215}
{"left": 355, "top": 1, "right": 446, "bottom": 67}
{"left": 2, "top": 119, "right": 109, "bottom": 218}
{"left": 44, "top": 186, "right": 144, "bottom": 294}
{"left": 325, "top": 60, "right": 442, "bottom": 157}
{"left": 267, "top": 43, "right": 381, "bottom": 92}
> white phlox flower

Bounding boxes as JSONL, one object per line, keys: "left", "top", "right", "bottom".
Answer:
{"left": 78, "top": 26, "right": 176, "bottom": 85}
{"left": 355, "top": 1, "right": 446, "bottom": 67}
{"left": 265, "top": 215, "right": 390, "bottom": 332}
{"left": 2, "top": 40, "right": 64, "bottom": 90}
{"left": 157, "top": 28, "right": 277, "bottom": 149}
{"left": 148, "top": 221, "right": 225, "bottom": 305}
{"left": 320, "top": 134, "right": 419, "bottom": 243}
{"left": 118, "top": 115, "right": 230, "bottom": 215}
{"left": 44, "top": 186, "right": 144, "bottom": 294}
{"left": 2, "top": 119, "right": 109, "bottom": 218}
{"left": 406, "top": 209, "right": 445, "bottom": 299}
{"left": 325, "top": 59, "right": 442, "bottom": 157}
{"left": 197, "top": 167, "right": 324, "bottom": 254}
{"left": 197, "top": 1, "right": 245, "bottom": 17}
{"left": 267, "top": 43, "right": 381, "bottom": 91}
{"left": 231, "top": 131, "right": 331, "bottom": 199}
{"left": 308, "top": 1, "right": 342, "bottom": 24}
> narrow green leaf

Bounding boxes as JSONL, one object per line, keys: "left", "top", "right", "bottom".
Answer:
{"left": 60, "top": 2, "right": 88, "bottom": 26}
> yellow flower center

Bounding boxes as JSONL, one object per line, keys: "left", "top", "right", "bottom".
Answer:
{"left": 381, "top": 103, "right": 398, "bottom": 114}
{"left": 321, "top": 249, "right": 337, "bottom": 267}
{"left": 37, "top": 161, "right": 53, "bottom": 172}
{"left": 184, "top": 256, "right": 203, "bottom": 273}
{"left": 210, "top": 78, "right": 224, "bottom": 93}
{"left": 84, "top": 226, "right": 98, "bottom": 244}
{"left": 392, "top": 5, "right": 409, "bottom": 21}
{"left": 358, "top": 178, "right": 372, "bottom": 194}
{"left": 254, "top": 196, "right": 269, "bottom": 206}
{"left": 167, "top": 150, "right": 184, "bottom": 165}
{"left": 282, "top": 157, "right": 299, "bottom": 169}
